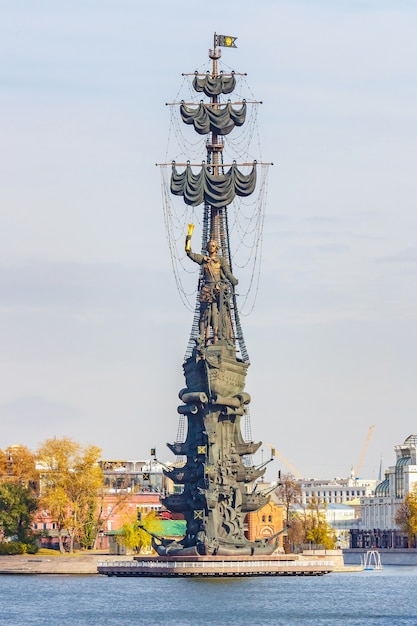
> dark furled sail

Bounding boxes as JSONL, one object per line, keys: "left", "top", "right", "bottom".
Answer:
{"left": 170, "top": 162, "right": 256, "bottom": 208}
{"left": 180, "top": 101, "right": 246, "bottom": 135}
{"left": 192, "top": 73, "right": 236, "bottom": 96}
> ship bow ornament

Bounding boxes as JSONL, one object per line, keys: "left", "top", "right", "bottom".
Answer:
{"left": 157, "top": 34, "right": 273, "bottom": 557}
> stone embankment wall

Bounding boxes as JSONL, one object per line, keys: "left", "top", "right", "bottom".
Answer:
{"left": 344, "top": 548, "right": 417, "bottom": 566}
{"left": 0, "top": 554, "right": 133, "bottom": 575}
{"left": 301, "top": 549, "right": 346, "bottom": 571}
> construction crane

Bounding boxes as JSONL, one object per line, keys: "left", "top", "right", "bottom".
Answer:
{"left": 354, "top": 425, "right": 375, "bottom": 478}
{"left": 266, "top": 444, "right": 303, "bottom": 479}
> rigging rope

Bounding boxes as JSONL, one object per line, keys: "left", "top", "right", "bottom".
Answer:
{"left": 161, "top": 68, "right": 270, "bottom": 327}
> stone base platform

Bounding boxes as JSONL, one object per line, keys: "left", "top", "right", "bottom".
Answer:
{"left": 97, "top": 554, "right": 335, "bottom": 577}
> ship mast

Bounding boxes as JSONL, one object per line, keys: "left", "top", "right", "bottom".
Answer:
{"left": 160, "top": 35, "right": 270, "bottom": 361}
{"left": 208, "top": 33, "right": 222, "bottom": 243}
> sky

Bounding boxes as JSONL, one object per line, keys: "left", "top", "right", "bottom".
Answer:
{"left": 1, "top": 0, "right": 416, "bottom": 481}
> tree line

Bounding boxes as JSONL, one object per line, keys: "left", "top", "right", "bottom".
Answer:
{"left": 0, "top": 442, "right": 337, "bottom": 554}
{"left": 0, "top": 438, "right": 104, "bottom": 553}
{"left": 0, "top": 437, "right": 159, "bottom": 555}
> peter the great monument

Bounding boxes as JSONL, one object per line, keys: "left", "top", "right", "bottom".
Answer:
{"left": 99, "top": 35, "right": 334, "bottom": 576}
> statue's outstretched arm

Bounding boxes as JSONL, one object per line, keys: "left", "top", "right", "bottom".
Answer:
{"left": 185, "top": 223, "right": 194, "bottom": 252}
{"left": 185, "top": 223, "right": 205, "bottom": 265}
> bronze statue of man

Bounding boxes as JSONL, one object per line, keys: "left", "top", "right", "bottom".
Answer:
{"left": 185, "top": 232, "right": 238, "bottom": 345}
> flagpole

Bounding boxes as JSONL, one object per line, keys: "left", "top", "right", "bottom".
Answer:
{"left": 210, "top": 34, "right": 220, "bottom": 240}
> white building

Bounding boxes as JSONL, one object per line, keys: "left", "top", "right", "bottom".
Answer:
{"left": 360, "top": 435, "right": 417, "bottom": 530}
{"left": 299, "top": 475, "right": 377, "bottom": 506}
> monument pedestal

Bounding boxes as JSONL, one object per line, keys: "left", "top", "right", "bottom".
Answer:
{"left": 97, "top": 554, "right": 335, "bottom": 577}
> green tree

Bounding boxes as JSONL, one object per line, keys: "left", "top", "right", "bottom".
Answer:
{"left": 117, "top": 510, "right": 163, "bottom": 554}
{"left": 0, "top": 482, "right": 38, "bottom": 546}
{"left": 395, "top": 485, "right": 417, "bottom": 547}
{"left": 37, "top": 437, "right": 103, "bottom": 553}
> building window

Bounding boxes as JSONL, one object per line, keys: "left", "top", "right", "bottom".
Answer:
{"left": 395, "top": 458, "right": 410, "bottom": 498}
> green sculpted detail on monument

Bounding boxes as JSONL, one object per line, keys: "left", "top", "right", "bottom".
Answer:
{"left": 155, "top": 35, "right": 276, "bottom": 557}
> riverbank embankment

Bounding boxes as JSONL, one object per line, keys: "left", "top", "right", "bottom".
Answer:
{"left": 344, "top": 548, "right": 417, "bottom": 567}
{"left": 0, "top": 554, "right": 134, "bottom": 574}
{"left": 0, "top": 550, "right": 361, "bottom": 575}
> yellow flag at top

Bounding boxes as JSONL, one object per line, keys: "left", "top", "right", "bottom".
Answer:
{"left": 217, "top": 35, "right": 237, "bottom": 48}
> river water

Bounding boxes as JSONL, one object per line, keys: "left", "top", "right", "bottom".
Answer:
{"left": 1, "top": 567, "right": 416, "bottom": 625}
